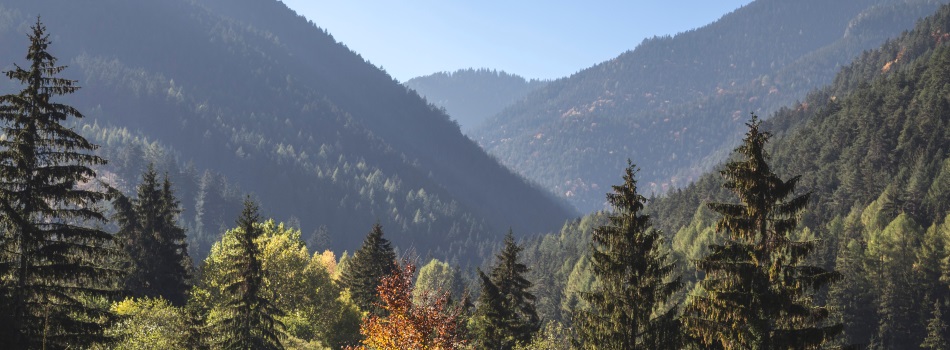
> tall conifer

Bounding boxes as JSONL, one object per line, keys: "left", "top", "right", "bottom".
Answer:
{"left": 923, "top": 301, "right": 950, "bottom": 350}
{"left": 472, "top": 230, "right": 539, "bottom": 349}
{"left": 574, "top": 162, "right": 682, "bottom": 349}
{"left": 156, "top": 172, "right": 191, "bottom": 301}
{"left": 0, "top": 18, "right": 121, "bottom": 348}
{"left": 341, "top": 222, "right": 397, "bottom": 314}
{"left": 216, "top": 198, "right": 283, "bottom": 349}
{"left": 114, "top": 164, "right": 191, "bottom": 305}
{"left": 682, "top": 116, "right": 842, "bottom": 349}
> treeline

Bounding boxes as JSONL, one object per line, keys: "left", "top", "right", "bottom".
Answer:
{"left": 0, "top": 20, "right": 848, "bottom": 350}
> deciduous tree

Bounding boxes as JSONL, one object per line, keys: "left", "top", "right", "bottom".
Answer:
{"left": 352, "top": 261, "right": 466, "bottom": 350}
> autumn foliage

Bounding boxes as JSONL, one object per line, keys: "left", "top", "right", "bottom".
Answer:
{"left": 350, "top": 261, "right": 467, "bottom": 350}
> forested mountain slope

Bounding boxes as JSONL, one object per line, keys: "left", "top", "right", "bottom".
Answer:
{"left": 523, "top": 5, "right": 950, "bottom": 346}
{"left": 404, "top": 69, "right": 547, "bottom": 132}
{"left": 472, "top": 0, "right": 947, "bottom": 213}
{"left": 0, "top": 0, "right": 575, "bottom": 263}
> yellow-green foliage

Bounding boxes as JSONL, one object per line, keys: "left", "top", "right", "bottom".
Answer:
{"left": 672, "top": 206, "right": 719, "bottom": 262}
{"left": 107, "top": 298, "right": 188, "bottom": 350}
{"left": 868, "top": 213, "right": 923, "bottom": 263}
{"left": 515, "top": 321, "right": 573, "bottom": 350}
{"left": 194, "top": 220, "right": 361, "bottom": 348}
{"left": 413, "top": 259, "right": 461, "bottom": 305}
{"left": 561, "top": 257, "right": 595, "bottom": 315}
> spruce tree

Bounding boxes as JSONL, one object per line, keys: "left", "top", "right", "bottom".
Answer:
{"left": 0, "top": 18, "right": 121, "bottom": 348}
{"left": 216, "top": 197, "right": 283, "bottom": 349}
{"left": 472, "top": 270, "right": 507, "bottom": 349}
{"left": 923, "top": 301, "right": 950, "bottom": 350}
{"left": 682, "top": 116, "right": 842, "bottom": 349}
{"left": 114, "top": 164, "right": 191, "bottom": 305}
{"left": 156, "top": 171, "right": 191, "bottom": 303}
{"left": 574, "top": 162, "right": 682, "bottom": 349}
{"left": 473, "top": 230, "right": 540, "bottom": 349}
{"left": 341, "top": 222, "right": 397, "bottom": 314}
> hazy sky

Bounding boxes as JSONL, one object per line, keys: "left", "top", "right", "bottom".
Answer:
{"left": 279, "top": 1, "right": 753, "bottom": 81}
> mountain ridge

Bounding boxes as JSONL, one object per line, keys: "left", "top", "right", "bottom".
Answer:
{"left": 404, "top": 68, "right": 548, "bottom": 132}
{"left": 0, "top": 0, "right": 575, "bottom": 263}
{"left": 472, "top": 0, "right": 947, "bottom": 213}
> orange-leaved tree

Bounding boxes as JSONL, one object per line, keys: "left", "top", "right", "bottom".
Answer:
{"left": 349, "top": 260, "right": 467, "bottom": 350}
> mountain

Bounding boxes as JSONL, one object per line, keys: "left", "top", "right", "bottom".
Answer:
{"left": 0, "top": 0, "right": 575, "bottom": 263}
{"left": 657, "top": 6, "right": 950, "bottom": 345}
{"left": 471, "top": 0, "right": 947, "bottom": 213}
{"left": 404, "top": 69, "right": 547, "bottom": 132}
{"left": 522, "top": 4, "right": 950, "bottom": 342}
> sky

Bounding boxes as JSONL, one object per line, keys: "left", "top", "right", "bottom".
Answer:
{"left": 279, "top": 1, "right": 754, "bottom": 82}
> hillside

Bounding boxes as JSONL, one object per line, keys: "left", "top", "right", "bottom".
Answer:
{"left": 404, "top": 69, "right": 547, "bottom": 132}
{"left": 471, "top": 0, "right": 947, "bottom": 213}
{"left": 0, "top": 0, "right": 575, "bottom": 263}
{"left": 522, "top": 4, "right": 950, "bottom": 345}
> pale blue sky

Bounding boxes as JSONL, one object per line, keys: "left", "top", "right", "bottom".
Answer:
{"left": 280, "top": 1, "right": 753, "bottom": 81}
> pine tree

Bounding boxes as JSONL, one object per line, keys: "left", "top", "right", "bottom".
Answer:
{"left": 922, "top": 301, "right": 950, "bottom": 350}
{"left": 114, "top": 165, "right": 191, "bottom": 305}
{"left": 473, "top": 230, "right": 540, "bottom": 349}
{"left": 574, "top": 162, "right": 682, "bottom": 349}
{"left": 682, "top": 116, "right": 842, "bottom": 349}
{"left": 341, "top": 222, "right": 397, "bottom": 314}
{"left": 156, "top": 171, "right": 191, "bottom": 303}
{"left": 473, "top": 269, "right": 508, "bottom": 349}
{"left": 0, "top": 18, "right": 121, "bottom": 348}
{"left": 216, "top": 198, "right": 283, "bottom": 349}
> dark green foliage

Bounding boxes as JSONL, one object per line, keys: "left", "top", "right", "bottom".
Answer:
{"left": 682, "top": 117, "right": 841, "bottom": 349}
{"left": 472, "top": 231, "right": 540, "bottom": 349}
{"left": 183, "top": 298, "right": 211, "bottom": 350}
{"left": 519, "top": 213, "right": 608, "bottom": 326}
{"left": 923, "top": 301, "right": 950, "bottom": 350}
{"left": 0, "top": 19, "right": 122, "bottom": 349}
{"left": 114, "top": 164, "right": 192, "bottom": 305}
{"left": 473, "top": 269, "right": 507, "bottom": 349}
{"left": 340, "top": 222, "right": 397, "bottom": 314}
{"left": 825, "top": 213, "right": 877, "bottom": 346}
{"left": 574, "top": 162, "right": 681, "bottom": 349}
{"left": 216, "top": 198, "right": 283, "bottom": 350}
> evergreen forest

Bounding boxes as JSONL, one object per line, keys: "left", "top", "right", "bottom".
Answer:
{"left": 2, "top": 0, "right": 950, "bottom": 349}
